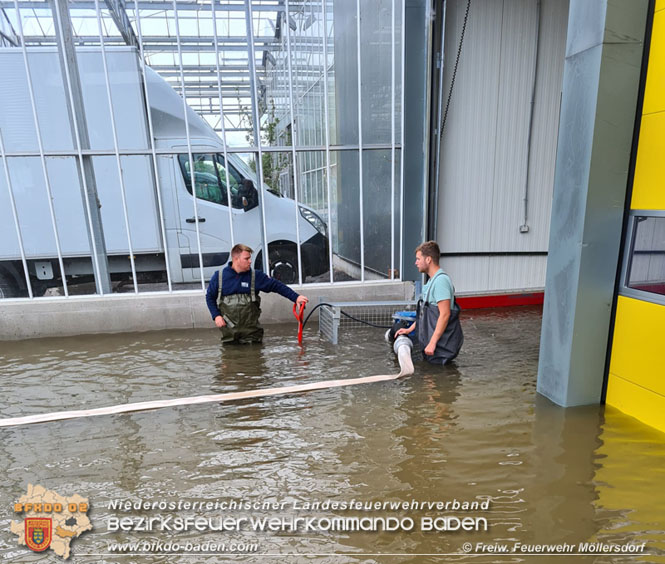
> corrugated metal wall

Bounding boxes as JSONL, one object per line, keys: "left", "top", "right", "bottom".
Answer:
{"left": 437, "top": 0, "right": 569, "bottom": 293}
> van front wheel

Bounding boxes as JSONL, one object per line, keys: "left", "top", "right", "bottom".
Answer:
{"left": 269, "top": 248, "right": 299, "bottom": 285}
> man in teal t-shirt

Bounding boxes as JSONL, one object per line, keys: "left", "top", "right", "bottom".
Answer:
{"left": 396, "top": 240, "right": 463, "bottom": 364}
{"left": 422, "top": 268, "right": 454, "bottom": 309}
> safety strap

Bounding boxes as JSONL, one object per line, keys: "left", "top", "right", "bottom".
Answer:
{"left": 216, "top": 266, "right": 224, "bottom": 303}
{"left": 424, "top": 270, "right": 456, "bottom": 308}
{"left": 424, "top": 270, "right": 444, "bottom": 303}
{"left": 217, "top": 266, "right": 257, "bottom": 303}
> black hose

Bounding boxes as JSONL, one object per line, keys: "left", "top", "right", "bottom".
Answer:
{"left": 302, "top": 303, "right": 393, "bottom": 330}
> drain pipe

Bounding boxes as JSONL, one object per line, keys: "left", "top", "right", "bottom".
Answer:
{"left": 431, "top": 0, "right": 447, "bottom": 241}
{"left": 393, "top": 336, "right": 415, "bottom": 376}
{"left": 385, "top": 330, "right": 415, "bottom": 376}
{"left": 520, "top": 0, "right": 541, "bottom": 234}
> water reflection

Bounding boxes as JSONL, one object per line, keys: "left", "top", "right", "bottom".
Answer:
{"left": 0, "top": 307, "right": 664, "bottom": 562}
{"left": 526, "top": 397, "right": 602, "bottom": 545}
{"left": 592, "top": 407, "right": 665, "bottom": 563}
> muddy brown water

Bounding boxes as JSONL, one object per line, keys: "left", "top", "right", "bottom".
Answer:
{"left": 1, "top": 306, "right": 664, "bottom": 563}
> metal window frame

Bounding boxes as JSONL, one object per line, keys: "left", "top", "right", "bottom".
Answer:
{"left": 94, "top": 0, "right": 139, "bottom": 292}
{"left": 399, "top": 0, "right": 405, "bottom": 279}
{"left": 172, "top": 0, "right": 205, "bottom": 289}
{"left": 132, "top": 0, "right": 173, "bottom": 291}
{"left": 321, "top": 0, "right": 333, "bottom": 283}
{"left": 321, "top": 0, "right": 335, "bottom": 284}
{"left": 390, "top": 0, "right": 396, "bottom": 280}
{"left": 0, "top": 144, "right": 400, "bottom": 158}
{"left": 618, "top": 209, "right": 665, "bottom": 307}
{"left": 356, "top": 0, "right": 365, "bottom": 282}
{"left": 244, "top": 0, "right": 270, "bottom": 274}
{"left": 2, "top": 0, "right": 408, "bottom": 298}
{"left": 51, "top": 0, "right": 112, "bottom": 296}
{"left": 284, "top": 0, "right": 304, "bottom": 285}
{"left": 0, "top": 130, "right": 33, "bottom": 297}
{"left": 211, "top": 0, "right": 236, "bottom": 249}
{"left": 12, "top": 0, "right": 69, "bottom": 296}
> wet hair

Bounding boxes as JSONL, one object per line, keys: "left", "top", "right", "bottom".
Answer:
{"left": 231, "top": 243, "right": 253, "bottom": 257}
{"left": 415, "top": 240, "right": 440, "bottom": 265}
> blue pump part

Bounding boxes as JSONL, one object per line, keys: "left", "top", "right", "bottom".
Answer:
{"left": 392, "top": 310, "right": 417, "bottom": 322}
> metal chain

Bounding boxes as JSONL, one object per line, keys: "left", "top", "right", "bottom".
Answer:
{"left": 441, "top": 0, "right": 471, "bottom": 135}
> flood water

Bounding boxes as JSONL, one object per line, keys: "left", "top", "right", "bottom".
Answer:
{"left": 1, "top": 306, "right": 664, "bottom": 563}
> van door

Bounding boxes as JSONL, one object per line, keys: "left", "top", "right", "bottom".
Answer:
{"left": 174, "top": 152, "right": 236, "bottom": 281}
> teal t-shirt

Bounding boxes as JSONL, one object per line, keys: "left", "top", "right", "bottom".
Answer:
{"left": 422, "top": 269, "right": 454, "bottom": 305}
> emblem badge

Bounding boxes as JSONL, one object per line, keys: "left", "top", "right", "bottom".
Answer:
{"left": 25, "top": 518, "right": 52, "bottom": 552}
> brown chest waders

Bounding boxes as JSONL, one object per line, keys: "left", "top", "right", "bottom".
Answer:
{"left": 216, "top": 267, "right": 263, "bottom": 343}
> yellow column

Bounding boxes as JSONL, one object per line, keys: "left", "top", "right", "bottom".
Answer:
{"left": 607, "top": 3, "right": 665, "bottom": 433}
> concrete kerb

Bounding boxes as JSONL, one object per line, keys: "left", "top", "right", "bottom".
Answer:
{"left": 0, "top": 281, "right": 415, "bottom": 341}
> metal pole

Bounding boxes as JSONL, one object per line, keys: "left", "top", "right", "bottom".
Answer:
{"left": 391, "top": 0, "right": 396, "bottom": 279}
{"left": 285, "top": 0, "right": 304, "bottom": 285}
{"left": 399, "top": 0, "right": 406, "bottom": 280}
{"left": 0, "top": 144, "right": 395, "bottom": 157}
{"left": 312, "top": 9, "right": 318, "bottom": 212}
{"left": 172, "top": 0, "right": 206, "bottom": 288}
{"left": 356, "top": 0, "right": 365, "bottom": 282}
{"left": 0, "top": 129, "right": 33, "bottom": 298}
{"left": 321, "top": 0, "right": 333, "bottom": 283}
{"left": 432, "top": 0, "right": 446, "bottom": 243}
{"left": 50, "top": 0, "right": 111, "bottom": 295}
{"left": 521, "top": 0, "right": 541, "bottom": 234}
{"left": 133, "top": 0, "right": 173, "bottom": 291}
{"left": 12, "top": 0, "right": 69, "bottom": 296}
{"left": 422, "top": 0, "right": 434, "bottom": 252}
{"left": 211, "top": 0, "right": 236, "bottom": 248}
{"left": 93, "top": 0, "right": 139, "bottom": 292}
{"left": 245, "top": 0, "right": 270, "bottom": 274}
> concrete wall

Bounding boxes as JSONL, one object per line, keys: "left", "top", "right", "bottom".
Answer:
{"left": 0, "top": 281, "right": 414, "bottom": 341}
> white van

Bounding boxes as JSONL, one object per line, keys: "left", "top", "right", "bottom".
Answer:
{"left": 0, "top": 47, "right": 329, "bottom": 297}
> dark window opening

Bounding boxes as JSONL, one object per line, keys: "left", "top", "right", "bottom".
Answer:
{"left": 627, "top": 216, "right": 665, "bottom": 297}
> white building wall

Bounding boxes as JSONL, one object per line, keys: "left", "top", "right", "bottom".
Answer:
{"left": 437, "top": 0, "right": 569, "bottom": 294}
{"left": 441, "top": 255, "right": 549, "bottom": 295}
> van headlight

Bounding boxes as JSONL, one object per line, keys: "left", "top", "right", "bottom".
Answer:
{"left": 299, "top": 206, "right": 327, "bottom": 236}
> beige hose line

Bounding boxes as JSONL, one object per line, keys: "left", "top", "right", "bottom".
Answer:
{"left": 0, "top": 337, "right": 415, "bottom": 428}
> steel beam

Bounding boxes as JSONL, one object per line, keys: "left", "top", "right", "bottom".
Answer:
{"left": 537, "top": 0, "right": 649, "bottom": 406}
{"left": 103, "top": 0, "right": 138, "bottom": 47}
{"left": 2, "top": 1, "right": 290, "bottom": 11}
{"left": 49, "top": 0, "right": 112, "bottom": 294}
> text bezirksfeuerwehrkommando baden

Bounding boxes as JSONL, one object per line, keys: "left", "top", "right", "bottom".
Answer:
{"left": 107, "top": 515, "right": 488, "bottom": 533}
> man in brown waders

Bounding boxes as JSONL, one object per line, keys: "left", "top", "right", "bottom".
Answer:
{"left": 205, "top": 244, "right": 309, "bottom": 343}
